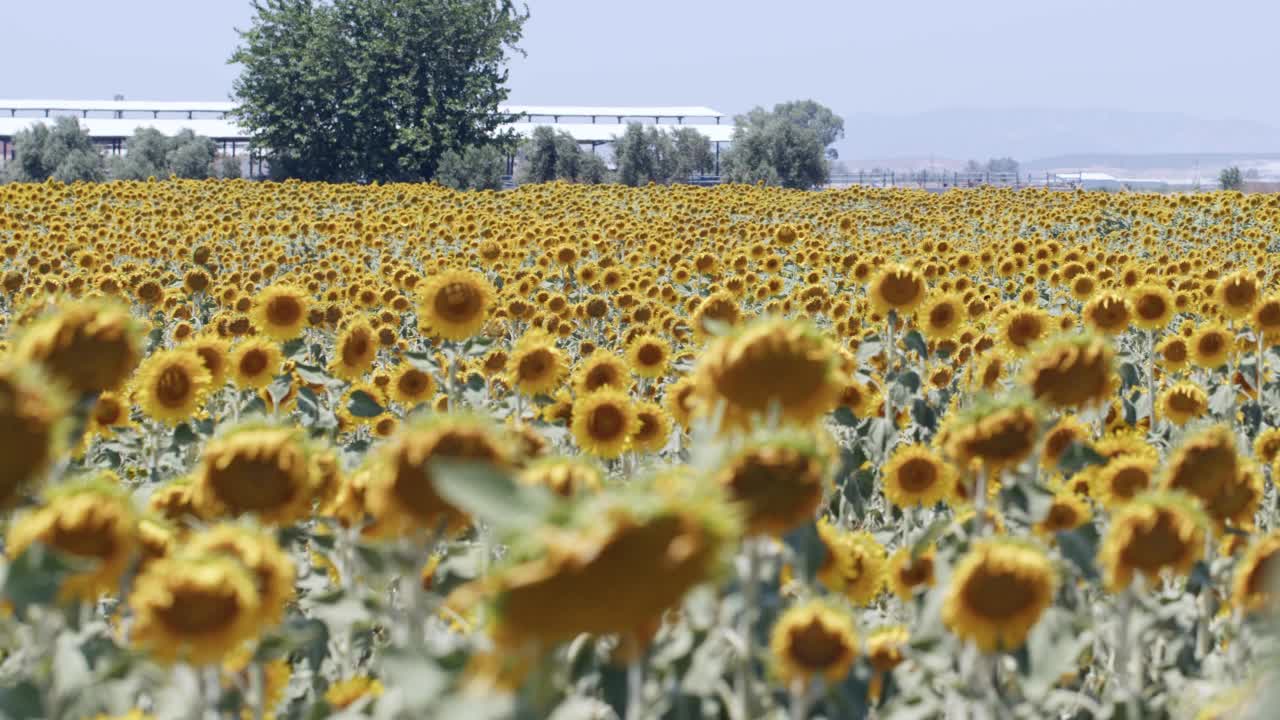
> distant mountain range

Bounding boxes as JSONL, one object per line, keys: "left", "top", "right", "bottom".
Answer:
{"left": 837, "top": 108, "right": 1280, "bottom": 171}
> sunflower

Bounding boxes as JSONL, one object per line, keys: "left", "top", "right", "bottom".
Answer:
{"left": 0, "top": 361, "right": 70, "bottom": 507}
{"left": 944, "top": 396, "right": 1040, "bottom": 472}
{"left": 364, "top": 414, "right": 514, "bottom": 538}
{"left": 454, "top": 489, "right": 735, "bottom": 653}
{"left": 388, "top": 363, "right": 436, "bottom": 407}
{"left": 1099, "top": 491, "right": 1206, "bottom": 591}
{"left": 631, "top": 401, "right": 673, "bottom": 454}
{"left": 229, "top": 337, "right": 283, "bottom": 390}
{"left": 997, "top": 306, "right": 1050, "bottom": 355}
{"left": 919, "top": 293, "right": 963, "bottom": 340}
{"left": 837, "top": 378, "right": 877, "bottom": 418}
{"left": 715, "top": 430, "right": 830, "bottom": 536}
{"left": 572, "top": 350, "right": 630, "bottom": 395}
{"left": 1081, "top": 292, "right": 1131, "bottom": 335}
{"left": 1254, "top": 427, "right": 1280, "bottom": 466}
{"left": 1130, "top": 284, "right": 1175, "bottom": 331}
{"left": 626, "top": 333, "right": 672, "bottom": 379}
{"left": 1189, "top": 324, "right": 1232, "bottom": 369}
{"left": 1040, "top": 415, "right": 1092, "bottom": 470}
{"left": 194, "top": 423, "right": 316, "bottom": 525}
{"left": 1092, "top": 455, "right": 1157, "bottom": 508}
{"left": 1156, "top": 335, "right": 1190, "bottom": 372}
{"left": 418, "top": 270, "right": 493, "bottom": 341}
{"left": 1253, "top": 295, "right": 1280, "bottom": 342}
{"left": 1232, "top": 531, "right": 1280, "bottom": 613}
{"left": 1204, "top": 461, "right": 1263, "bottom": 534}
{"left": 769, "top": 600, "right": 859, "bottom": 686}
{"left": 942, "top": 538, "right": 1057, "bottom": 652}
{"left": 251, "top": 283, "right": 310, "bottom": 341}
{"left": 330, "top": 320, "right": 379, "bottom": 381}
{"left": 1160, "top": 424, "right": 1239, "bottom": 509}
{"left": 1033, "top": 491, "right": 1091, "bottom": 536}
{"left": 817, "top": 524, "right": 887, "bottom": 606}
{"left": 665, "top": 376, "right": 702, "bottom": 430}
{"left": 866, "top": 625, "right": 909, "bottom": 702}
{"left": 888, "top": 546, "right": 936, "bottom": 600}
{"left": 188, "top": 335, "right": 231, "bottom": 388}
{"left": 186, "top": 524, "right": 296, "bottom": 628}
{"left": 881, "top": 444, "right": 954, "bottom": 509}
{"left": 133, "top": 348, "right": 212, "bottom": 425}
{"left": 518, "top": 456, "right": 603, "bottom": 497}
{"left": 6, "top": 476, "right": 138, "bottom": 602}
{"left": 16, "top": 299, "right": 145, "bottom": 394}
{"left": 1024, "top": 334, "right": 1114, "bottom": 409}
{"left": 1159, "top": 381, "right": 1208, "bottom": 425}
{"left": 1214, "top": 271, "right": 1260, "bottom": 320}
{"left": 507, "top": 331, "right": 567, "bottom": 396}
{"left": 691, "top": 292, "right": 742, "bottom": 341}
{"left": 571, "top": 389, "right": 639, "bottom": 459}
{"left": 129, "top": 553, "right": 262, "bottom": 665}
{"left": 325, "top": 677, "right": 385, "bottom": 710}
{"left": 868, "top": 264, "right": 927, "bottom": 316}
{"left": 147, "top": 478, "right": 205, "bottom": 528}
{"left": 693, "top": 318, "right": 841, "bottom": 432}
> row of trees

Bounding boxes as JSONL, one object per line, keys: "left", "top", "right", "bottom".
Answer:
{"left": 3, "top": 117, "right": 237, "bottom": 183}
{"left": 435, "top": 100, "right": 844, "bottom": 191}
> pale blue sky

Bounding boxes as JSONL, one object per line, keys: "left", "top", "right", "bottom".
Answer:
{"left": 5, "top": 0, "right": 1275, "bottom": 124}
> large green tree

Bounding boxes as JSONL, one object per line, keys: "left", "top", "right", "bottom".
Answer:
{"left": 231, "top": 0, "right": 527, "bottom": 182}
{"left": 721, "top": 100, "right": 840, "bottom": 189}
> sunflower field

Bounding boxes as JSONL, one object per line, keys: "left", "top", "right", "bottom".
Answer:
{"left": 0, "top": 180, "right": 1279, "bottom": 719}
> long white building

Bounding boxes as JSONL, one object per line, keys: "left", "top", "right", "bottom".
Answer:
{"left": 0, "top": 99, "right": 736, "bottom": 175}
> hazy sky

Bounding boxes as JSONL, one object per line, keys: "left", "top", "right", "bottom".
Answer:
{"left": 5, "top": 0, "right": 1276, "bottom": 121}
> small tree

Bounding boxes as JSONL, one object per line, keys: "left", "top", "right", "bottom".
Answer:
{"left": 168, "top": 130, "right": 217, "bottom": 179}
{"left": 614, "top": 124, "right": 676, "bottom": 186}
{"left": 219, "top": 156, "right": 243, "bottom": 179}
{"left": 516, "top": 127, "right": 606, "bottom": 184}
{"left": 5, "top": 117, "right": 104, "bottom": 182}
{"left": 722, "top": 102, "right": 834, "bottom": 189}
{"left": 436, "top": 144, "right": 508, "bottom": 190}
{"left": 1219, "top": 166, "right": 1243, "bottom": 191}
{"left": 670, "top": 127, "right": 715, "bottom": 179}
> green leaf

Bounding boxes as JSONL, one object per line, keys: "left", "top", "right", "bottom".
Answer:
{"left": 910, "top": 397, "right": 937, "bottom": 431}
{"left": 894, "top": 369, "right": 921, "bottom": 394}
{"left": 294, "top": 363, "right": 334, "bottom": 386}
{"left": 1057, "top": 441, "right": 1106, "bottom": 476}
{"left": 2, "top": 543, "right": 83, "bottom": 620}
{"left": 465, "top": 372, "right": 486, "bottom": 392}
{"left": 903, "top": 329, "right": 929, "bottom": 360}
{"left": 832, "top": 406, "right": 859, "bottom": 427}
{"left": 282, "top": 338, "right": 306, "bottom": 358}
{"left": 430, "top": 460, "right": 553, "bottom": 532}
{"left": 347, "top": 390, "right": 385, "bottom": 418}
{"left": 783, "top": 520, "right": 827, "bottom": 583}
{"left": 0, "top": 682, "right": 43, "bottom": 720}
{"left": 1118, "top": 361, "right": 1140, "bottom": 389}
{"left": 52, "top": 633, "right": 92, "bottom": 704}
{"left": 1056, "top": 525, "right": 1100, "bottom": 581}
{"left": 912, "top": 516, "right": 949, "bottom": 560}
{"left": 171, "top": 422, "right": 199, "bottom": 447}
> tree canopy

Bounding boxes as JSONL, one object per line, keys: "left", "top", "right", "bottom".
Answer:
{"left": 4, "top": 117, "right": 105, "bottom": 183}
{"left": 721, "top": 100, "right": 840, "bottom": 190}
{"left": 230, "top": 0, "right": 527, "bottom": 182}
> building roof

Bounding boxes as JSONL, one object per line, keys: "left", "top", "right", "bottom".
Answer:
{"left": 0, "top": 100, "right": 735, "bottom": 144}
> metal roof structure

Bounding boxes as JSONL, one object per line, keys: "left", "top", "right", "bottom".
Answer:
{"left": 0, "top": 100, "right": 733, "bottom": 144}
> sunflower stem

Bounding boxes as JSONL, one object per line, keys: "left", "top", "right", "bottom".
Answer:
{"left": 1147, "top": 330, "right": 1159, "bottom": 425}
{"left": 972, "top": 467, "right": 988, "bottom": 537}
{"left": 789, "top": 678, "right": 809, "bottom": 720}
{"left": 1114, "top": 584, "right": 1134, "bottom": 698}
{"left": 884, "top": 313, "right": 897, "bottom": 441}
{"left": 626, "top": 646, "right": 645, "bottom": 720}
{"left": 447, "top": 346, "right": 460, "bottom": 412}
{"left": 251, "top": 661, "right": 266, "bottom": 720}
{"left": 737, "top": 538, "right": 761, "bottom": 720}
